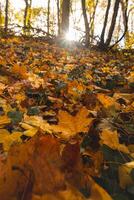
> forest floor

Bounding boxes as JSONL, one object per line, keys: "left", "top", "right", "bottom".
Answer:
{"left": 0, "top": 37, "right": 134, "bottom": 200}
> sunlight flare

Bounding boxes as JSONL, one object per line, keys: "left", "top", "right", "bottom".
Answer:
{"left": 65, "top": 31, "right": 76, "bottom": 41}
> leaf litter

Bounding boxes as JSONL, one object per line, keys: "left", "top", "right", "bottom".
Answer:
{"left": 0, "top": 37, "right": 134, "bottom": 200}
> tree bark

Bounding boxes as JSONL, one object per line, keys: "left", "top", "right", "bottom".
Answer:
{"left": 24, "top": 0, "right": 28, "bottom": 31}
{"left": 89, "top": 0, "right": 99, "bottom": 44}
{"left": 23, "top": 0, "right": 32, "bottom": 34}
{"left": 81, "top": 0, "right": 90, "bottom": 47}
{"left": 105, "top": 0, "right": 120, "bottom": 46}
{"left": 99, "top": 0, "right": 111, "bottom": 48}
{"left": 57, "top": 0, "right": 60, "bottom": 36}
{"left": 0, "top": 3, "right": 2, "bottom": 28}
{"left": 61, "top": 0, "right": 70, "bottom": 36}
{"left": 47, "top": 0, "right": 50, "bottom": 35}
{"left": 5, "top": 0, "right": 9, "bottom": 35}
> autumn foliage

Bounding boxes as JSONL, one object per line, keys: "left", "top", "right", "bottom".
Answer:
{"left": 0, "top": 37, "right": 134, "bottom": 200}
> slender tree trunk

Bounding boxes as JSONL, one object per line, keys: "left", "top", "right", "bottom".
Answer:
{"left": 57, "top": 0, "right": 60, "bottom": 36}
{"left": 47, "top": 0, "right": 50, "bottom": 35}
{"left": 24, "top": 0, "right": 28, "bottom": 33}
{"left": 90, "top": 0, "right": 99, "bottom": 43}
{"left": 105, "top": 0, "right": 120, "bottom": 46}
{"left": 81, "top": 0, "right": 90, "bottom": 47}
{"left": 27, "top": 0, "right": 32, "bottom": 28}
{"left": 0, "top": 3, "right": 2, "bottom": 28}
{"left": 61, "top": 0, "right": 70, "bottom": 36}
{"left": 5, "top": 0, "right": 9, "bottom": 35}
{"left": 24, "top": 0, "right": 32, "bottom": 35}
{"left": 121, "top": 0, "right": 128, "bottom": 28}
{"left": 99, "top": 0, "right": 111, "bottom": 48}
{"left": 121, "top": 0, "right": 128, "bottom": 46}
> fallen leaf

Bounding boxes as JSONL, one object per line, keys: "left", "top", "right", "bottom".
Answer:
{"left": 97, "top": 93, "right": 120, "bottom": 109}
{"left": 0, "top": 83, "right": 6, "bottom": 94}
{"left": 88, "top": 176, "right": 113, "bottom": 200}
{"left": 0, "top": 115, "right": 11, "bottom": 125}
{"left": 119, "top": 161, "right": 134, "bottom": 189}
{"left": 12, "top": 64, "right": 28, "bottom": 79}
{"left": 100, "top": 129, "right": 129, "bottom": 154}
{"left": 51, "top": 107, "right": 93, "bottom": 139}
{"left": 32, "top": 184, "right": 86, "bottom": 200}
{"left": 22, "top": 115, "right": 52, "bottom": 134}
{"left": 0, "top": 135, "right": 65, "bottom": 199}
{"left": 0, "top": 129, "right": 22, "bottom": 151}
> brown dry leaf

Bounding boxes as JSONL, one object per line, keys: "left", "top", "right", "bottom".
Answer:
{"left": 0, "top": 136, "right": 35, "bottom": 200}
{"left": 51, "top": 107, "right": 93, "bottom": 139}
{"left": 61, "top": 142, "right": 84, "bottom": 190}
{"left": 100, "top": 129, "right": 129, "bottom": 154}
{"left": 88, "top": 176, "right": 113, "bottom": 200}
{"left": 83, "top": 150, "right": 103, "bottom": 176}
{"left": 62, "top": 142, "right": 81, "bottom": 171}
{"left": 0, "top": 135, "right": 65, "bottom": 200}
{"left": 32, "top": 185, "right": 86, "bottom": 200}
{"left": 31, "top": 136, "right": 65, "bottom": 194}
{"left": 118, "top": 161, "right": 134, "bottom": 189}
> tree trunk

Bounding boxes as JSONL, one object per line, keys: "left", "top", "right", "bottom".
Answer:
{"left": 0, "top": 3, "right": 2, "bottom": 28}
{"left": 24, "top": 0, "right": 32, "bottom": 35}
{"left": 57, "top": 0, "right": 60, "bottom": 36}
{"left": 99, "top": 0, "right": 111, "bottom": 48}
{"left": 47, "top": 0, "right": 50, "bottom": 35}
{"left": 5, "top": 0, "right": 9, "bottom": 35}
{"left": 61, "top": 0, "right": 70, "bottom": 36}
{"left": 105, "top": 0, "right": 120, "bottom": 46}
{"left": 121, "top": 0, "right": 128, "bottom": 46}
{"left": 24, "top": 0, "right": 28, "bottom": 32}
{"left": 27, "top": 0, "right": 32, "bottom": 28}
{"left": 81, "top": 0, "right": 90, "bottom": 47}
{"left": 89, "top": 0, "right": 99, "bottom": 44}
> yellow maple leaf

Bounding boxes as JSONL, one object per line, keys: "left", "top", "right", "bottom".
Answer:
{"left": 12, "top": 64, "right": 27, "bottom": 79}
{"left": 0, "top": 129, "right": 22, "bottom": 151}
{"left": 100, "top": 129, "right": 129, "bottom": 154}
{"left": 51, "top": 107, "right": 93, "bottom": 139}
{"left": 0, "top": 115, "right": 11, "bottom": 125}
{"left": 27, "top": 72, "right": 45, "bottom": 88}
{"left": 97, "top": 93, "right": 120, "bottom": 109}
{"left": 67, "top": 80, "right": 86, "bottom": 97}
{"left": 0, "top": 83, "right": 6, "bottom": 95}
{"left": 119, "top": 161, "right": 134, "bottom": 189}
{"left": 23, "top": 127, "right": 38, "bottom": 137}
{"left": 13, "top": 93, "right": 26, "bottom": 102}
{"left": 22, "top": 115, "right": 52, "bottom": 134}
{"left": 128, "top": 71, "right": 134, "bottom": 83}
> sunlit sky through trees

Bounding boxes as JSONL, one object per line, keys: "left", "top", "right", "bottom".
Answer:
{"left": 0, "top": 0, "right": 134, "bottom": 45}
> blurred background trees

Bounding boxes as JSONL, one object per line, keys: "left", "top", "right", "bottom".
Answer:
{"left": 0, "top": 0, "right": 133, "bottom": 49}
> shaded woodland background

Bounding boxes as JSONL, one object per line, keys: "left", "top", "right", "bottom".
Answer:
{"left": 0, "top": 0, "right": 134, "bottom": 49}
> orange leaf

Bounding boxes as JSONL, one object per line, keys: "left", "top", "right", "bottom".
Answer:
{"left": 100, "top": 129, "right": 129, "bottom": 154}
{"left": 51, "top": 107, "right": 93, "bottom": 139}
{"left": 12, "top": 64, "right": 27, "bottom": 78}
